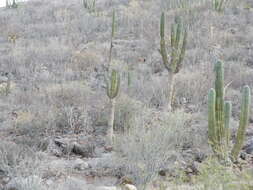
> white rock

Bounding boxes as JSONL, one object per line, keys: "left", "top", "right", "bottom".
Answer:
{"left": 122, "top": 184, "right": 137, "bottom": 190}
{"left": 95, "top": 186, "right": 118, "bottom": 190}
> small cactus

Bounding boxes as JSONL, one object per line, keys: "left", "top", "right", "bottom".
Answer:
{"left": 106, "top": 70, "right": 120, "bottom": 145}
{"left": 160, "top": 12, "right": 187, "bottom": 111}
{"left": 208, "top": 61, "right": 251, "bottom": 162}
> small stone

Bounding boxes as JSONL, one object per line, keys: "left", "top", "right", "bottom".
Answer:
{"left": 95, "top": 186, "right": 118, "bottom": 190}
{"left": 73, "top": 159, "right": 90, "bottom": 171}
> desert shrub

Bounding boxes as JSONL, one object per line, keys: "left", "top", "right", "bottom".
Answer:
{"left": 193, "top": 157, "right": 253, "bottom": 190}
{"left": 42, "top": 81, "right": 93, "bottom": 134}
{"left": 6, "top": 175, "right": 46, "bottom": 190}
{"left": 114, "top": 94, "right": 144, "bottom": 133}
{"left": 113, "top": 110, "right": 195, "bottom": 189}
{"left": 0, "top": 141, "right": 41, "bottom": 178}
{"left": 175, "top": 69, "right": 213, "bottom": 109}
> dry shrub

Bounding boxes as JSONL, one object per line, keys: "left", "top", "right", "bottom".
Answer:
{"left": 193, "top": 157, "right": 253, "bottom": 190}
{"left": 175, "top": 69, "right": 213, "bottom": 108}
{"left": 114, "top": 94, "right": 144, "bottom": 133}
{"left": 70, "top": 49, "right": 102, "bottom": 79}
{"left": 113, "top": 109, "right": 197, "bottom": 188}
{"left": 0, "top": 141, "right": 40, "bottom": 178}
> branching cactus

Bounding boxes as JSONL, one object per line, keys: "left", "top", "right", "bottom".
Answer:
{"left": 106, "top": 69, "right": 120, "bottom": 144}
{"left": 160, "top": 12, "right": 187, "bottom": 111}
{"left": 208, "top": 61, "right": 251, "bottom": 162}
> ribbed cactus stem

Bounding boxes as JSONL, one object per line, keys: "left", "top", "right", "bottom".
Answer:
{"left": 160, "top": 12, "right": 169, "bottom": 71}
{"left": 224, "top": 101, "right": 232, "bottom": 148}
{"left": 231, "top": 86, "right": 251, "bottom": 161}
{"left": 214, "top": 61, "right": 225, "bottom": 145}
{"left": 109, "top": 9, "right": 116, "bottom": 65}
{"left": 208, "top": 88, "right": 217, "bottom": 150}
{"left": 107, "top": 69, "right": 120, "bottom": 99}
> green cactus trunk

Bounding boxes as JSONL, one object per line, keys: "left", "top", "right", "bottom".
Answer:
{"left": 231, "top": 86, "right": 251, "bottom": 161}
{"left": 224, "top": 101, "right": 231, "bottom": 148}
{"left": 168, "top": 73, "right": 175, "bottom": 111}
{"left": 214, "top": 61, "right": 225, "bottom": 146}
{"left": 106, "top": 70, "right": 120, "bottom": 145}
{"left": 208, "top": 88, "right": 217, "bottom": 150}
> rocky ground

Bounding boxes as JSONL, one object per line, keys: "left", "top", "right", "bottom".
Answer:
{"left": 0, "top": 0, "right": 253, "bottom": 189}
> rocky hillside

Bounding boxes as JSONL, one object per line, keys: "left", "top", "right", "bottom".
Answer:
{"left": 0, "top": 0, "right": 253, "bottom": 189}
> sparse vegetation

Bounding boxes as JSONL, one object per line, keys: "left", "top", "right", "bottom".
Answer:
{"left": 0, "top": 0, "right": 253, "bottom": 189}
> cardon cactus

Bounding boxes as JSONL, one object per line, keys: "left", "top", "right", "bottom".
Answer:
{"left": 106, "top": 69, "right": 120, "bottom": 145}
{"left": 208, "top": 61, "right": 251, "bottom": 162}
{"left": 160, "top": 12, "right": 187, "bottom": 111}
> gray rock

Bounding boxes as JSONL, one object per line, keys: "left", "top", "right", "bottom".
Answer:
{"left": 73, "top": 159, "right": 90, "bottom": 171}
{"left": 243, "top": 138, "right": 253, "bottom": 154}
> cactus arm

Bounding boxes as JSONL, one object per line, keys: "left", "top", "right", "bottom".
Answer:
{"left": 224, "top": 101, "right": 232, "bottom": 148}
{"left": 107, "top": 70, "right": 120, "bottom": 99}
{"left": 231, "top": 86, "right": 251, "bottom": 161}
{"left": 218, "top": 0, "right": 225, "bottom": 11}
{"left": 176, "top": 29, "right": 187, "bottom": 73}
{"left": 175, "top": 18, "right": 182, "bottom": 50}
{"left": 109, "top": 9, "right": 116, "bottom": 64}
{"left": 160, "top": 12, "right": 170, "bottom": 71}
{"left": 208, "top": 88, "right": 217, "bottom": 150}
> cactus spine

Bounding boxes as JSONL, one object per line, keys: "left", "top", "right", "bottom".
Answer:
{"left": 107, "top": 70, "right": 120, "bottom": 144}
{"left": 160, "top": 12, "right": 187, "bottom": 111}
{"left": 208, "top": 61, "right": 251, "bottom": 162}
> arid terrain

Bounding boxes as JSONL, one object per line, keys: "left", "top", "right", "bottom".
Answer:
{"left": 0, "top": 0, "right": 253, "bottom": 189}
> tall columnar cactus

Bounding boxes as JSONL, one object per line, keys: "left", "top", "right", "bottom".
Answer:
{"left": 106, "top": 69, "right": 120, "bottom": 144}
{"left": 109, "top": 9, "right": 116, "bottom": 65}
{"left": 208, "top": 61, "right": 251, "bottom": 162}
{"left": 213, "top": 0, "right": 226, "bottom": 12}
{"left": 160, "top": 12, "right": 187, "bottom": 111}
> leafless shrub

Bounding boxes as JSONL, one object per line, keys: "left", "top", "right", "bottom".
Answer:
{"left": 112, "top": 110, "right": 196, "bottom": 189}
{"left": 6, "top": 175, "right": 46, "bottom": 190}
{"left": 0, "top": 141, "right": 41, "bottom": 178}
{"left": 114, "top": 94, "right": 144, "bottom": 133}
